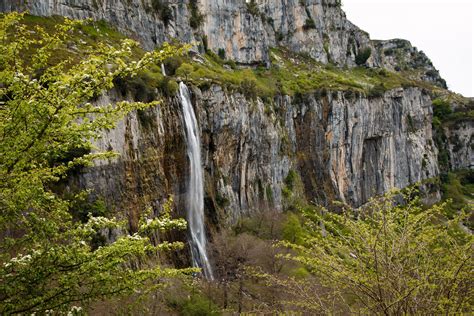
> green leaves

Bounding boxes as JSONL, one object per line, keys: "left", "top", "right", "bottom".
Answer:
{"left": 0, "top": 13, "right": 192, "bottom": 313}
{"left": 280, "top": 189, "right": 473, "bottom": 314}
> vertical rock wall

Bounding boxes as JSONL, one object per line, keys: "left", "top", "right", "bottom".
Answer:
{"left": 76, "top": 86, "right": 439, "bottom": 226}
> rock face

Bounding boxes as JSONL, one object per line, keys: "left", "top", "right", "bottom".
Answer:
{"left": 1, "top": 0, "right": 444, "bottom": 85}
{"left": 372, "top": 39, "right": 447, "bottom": 88}
{"left": 76, "top": 86, "right": 439, "bottom": 227}
{"left": 2, "top": 0, "right": 469, "bottom": 227}
{"left": 0, "top": 0, "right": 196, "bottom": 50}
{"left": 446, "top": 120, "right": 474, "bottom": 170}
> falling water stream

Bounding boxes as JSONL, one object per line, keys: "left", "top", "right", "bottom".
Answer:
{"left": 178, "top": 82, "right": 214, "bottom": 280}
{"left": 161, "top": 63, "right": 167, "bottom": 76}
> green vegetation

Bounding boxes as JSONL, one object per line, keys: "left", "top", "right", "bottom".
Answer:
{"left": 13, "top": 14, "right": 127, "bottom": 67}
{"left": 208, "top": 187, "right": 473, "bottom": 314}
{"left": 151, "top": 0, "right": 173, "bottom": 26}
{"left": 367, "top": 82, "right": 386, "bottom": 98}
{"left": 355, "top": 47, "right": 372, "bottom": 65}
{"left": 263, "top": 189, "right": 473, "bottom": 314}
{"left": 166, "top": 47, "right": 418, "bottom": 99}
{"left": 441, "top": 170, "right": 474, "bottom": 229}
{"left": 0, "top": 13, "right": 193, "bottom": 314}
{"left": 432, "top": 97, "right": 474, "bottom": 127}
{"left": 19, "top": 15, "right": 436, "bottom": 103}
{"left": 189, "top": 0, "right": 204, "bottom": 29}
{"left": 217, "top": 47, "right": 226, "bottom": 60}
{"left": 303, "top": 17, "right": 316, "bottom": 30}
{"left": 176, "top": 62, "right": 194, "bottom": 80}
{"left": 167, "top": 292, "right": 221, "bottom": 316}
{"left": 431, "top": 97, "right": 473, "bottom": 172}
{"left": 281, "top": 213, "right": 304, "bottom": 244}
{"left": 433, "top": 98, "right": 453, "bottom": 121}
{"left": 284, "top": 169, "right": 298, "bottom": 191}
{"left": 246, "top": 0, "right": 260, "bottom": 16}
{"left": 2, "top": 11, "right": 472, "bottom": 315}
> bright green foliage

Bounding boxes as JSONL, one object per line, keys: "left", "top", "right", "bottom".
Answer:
{"left": 282, "top": 213, "right": 304, "bottom": 244}
{"left": 277, "top": 190, "right": 473, "bottom": 314}
{"left": 0, "top": 13, "right": 194, "bottom": 314}
{"left": 172, "top": 293, "right": 221, "bottom": 316}
{"left": 181, "top": 48, "right": 418, "bottom": 98}
{"left": 176, "top": 62, "right": 194, "bottom": 81}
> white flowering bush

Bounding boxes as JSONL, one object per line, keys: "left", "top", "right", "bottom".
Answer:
{"left": 0, "top": 13, "right": 194, "bottom": 314}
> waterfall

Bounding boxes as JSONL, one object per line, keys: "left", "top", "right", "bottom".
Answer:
{"left": 161, "top": 63, "right": 167, "bottom": 76}
{"left": 178, "top": 82, "right": 214, "bottom": 280}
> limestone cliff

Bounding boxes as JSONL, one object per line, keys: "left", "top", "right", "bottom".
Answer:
{"left": 2, "top": 0, "right": 444, "bottom": 85}
{"left": 76, "top": 86, "right": 441, "bottom": 227}
{"left": 1, "top": 1, "right": 471, "bottom": 229}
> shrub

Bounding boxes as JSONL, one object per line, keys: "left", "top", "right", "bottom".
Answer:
{"left": 189, "top": 0, "right": 204, "bottom": 29}
{"left": 113, "top": 70, "right": 160, "bottom": 102}
{"left": 176, "top": 62, "right": 194, "bottom": 80}
{"left": 355, "top": 47, "right": 371, "bottom": 65}
{"left": 151, "top": 0, "right": 173, "bottom": 26}
{"left": 158, "top": 77, "right": 179, "bottom": 96}
{"left": 163, "top": 55, "right": 184, "bottom": 75}
{"left": 174, "top": 294, "right": 221, "bottom": 316}
{"left": 368, "top": 83, "right": 386, "bottom": 98}
{"left": 303, "top": 18, "right": 316, "bottom": 30}
{"left": 240, "top": 78, "right": 258, "bottom": 99}
{"left": 217, "top": 48, "right": 226, "bottom": 60}
{"left": 278, "top": 190, "right": 474, "bottom": 314}
{"left": 246, "top": 0, "right": 260, "bottom": 16}
{"left": 0, "top": 13, "right": 192, "bottom": 314}
{"left": 282, "top": 213, "right": 304, "bottom": 244}
{"left": 284, "top": 170, "right": 298, "bottom": 191}
{"left": 202, "top": 34, "right": 208, "bottom": 51}
{"left": 432, "top": 98, "right": 452, "bottom": 121}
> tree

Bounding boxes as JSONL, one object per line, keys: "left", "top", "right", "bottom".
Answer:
{"left": 355, "top": 47, "right": 372, "bottom": 65}
{"left": 176, "top": 62, "right": 194, "bottom": 81}
{"left": 0, "top": 13, "right": 194, "bottom": 314}
{"left": 256, "top": 189, "right": 473, "bottom": 314}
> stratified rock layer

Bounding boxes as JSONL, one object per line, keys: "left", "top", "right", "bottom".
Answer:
{"left": 2, "top": 0, "right": 470, "bottom": 227}
{"left": 1, "top": 0, "right": 445, "bottom": 85}
{"left": 76, "top": 87, "right": 440, "bottom": 226}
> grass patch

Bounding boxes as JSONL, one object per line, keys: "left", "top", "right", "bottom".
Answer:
{"left": 16, "top": 15, "right": 445, "bottom": 102}
{"left": 176, "top": 47, "right": 421, "bottom": 99}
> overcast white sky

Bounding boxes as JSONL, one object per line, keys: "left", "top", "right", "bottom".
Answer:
{"left": 342, "top": 0, "right": 473, "bottom": 97}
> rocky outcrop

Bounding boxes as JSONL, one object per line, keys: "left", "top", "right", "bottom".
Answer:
{"left": 258, "top": 0, "right": 371, "bottom": 66}
{"left": 76, "top": 86, "right": 439, "bottom": 226}
{"left": 1, "top": 0, "right": 444, "bottom": 84}
{"left": 2, "top": 0, "right": 462, "bottom": 227}
{"left": 0, "top": 0, "right": 197, "bottom": 50}
{"left": 371, "top": 39, "right": 447, "bottom": 88}
{"left": 445, "top": 120, "right": 473, "bottom": 170}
